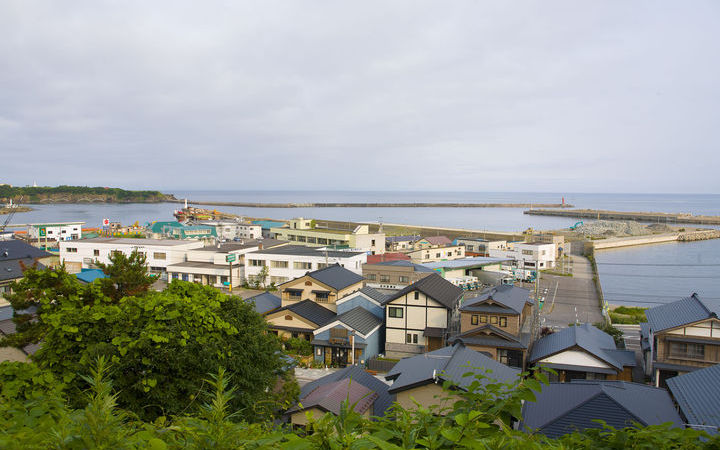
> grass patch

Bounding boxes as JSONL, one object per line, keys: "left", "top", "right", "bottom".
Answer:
{"left": 609, "top": 306, "right": 647, "bottom": 324}
{"left": 541, "top": 270, "right": 573, "bottom": 277}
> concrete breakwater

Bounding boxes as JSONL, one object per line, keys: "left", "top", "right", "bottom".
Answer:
{"left": 592, "top": 230, "right": 720, "bottom": 250}
{"left": 183, "top": 200, "right": 574, "bottom": 209}
{"left": 525, "top": 208, "right": 720, "bottom": 225}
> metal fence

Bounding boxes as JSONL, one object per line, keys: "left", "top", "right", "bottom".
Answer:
{"left": 367, "top": 357, "right": 398, "bottom": 373}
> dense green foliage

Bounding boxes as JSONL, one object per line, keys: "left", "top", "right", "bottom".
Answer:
{"left": 95, "top": 250, "right": 156, "bottom": 300}
{"left": 284, "top": 337, "right": 313, "bottom": 356}
{"left": 609, "top": 306, "right": 648, "bottom": 324}
{"left": 0, "top": 185, "right": 172, "bottom": 203}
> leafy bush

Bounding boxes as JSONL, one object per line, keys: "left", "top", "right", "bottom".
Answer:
{"left": 284, "top": 337, "right": 313, "bottom": 356}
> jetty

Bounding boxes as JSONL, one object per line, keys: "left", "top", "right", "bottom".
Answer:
{"left": 180, "top": 200, "right": 574, "bottom": 209}
{"left": 524, "top": 208, "right": 720, "bottom": 226}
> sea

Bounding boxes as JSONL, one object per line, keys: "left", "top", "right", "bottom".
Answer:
{"left": 9, "top": 191, "right": 720, "bottom": 308}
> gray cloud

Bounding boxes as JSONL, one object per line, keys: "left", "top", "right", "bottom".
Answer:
{"left": 1, "top": 1, "right": 719, "bottom": 193}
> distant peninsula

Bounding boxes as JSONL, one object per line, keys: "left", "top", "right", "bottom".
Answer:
{"left": 0, "top": 185, "right": 176, "bottom": 204}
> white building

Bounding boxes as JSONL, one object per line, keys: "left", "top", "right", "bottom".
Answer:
{"left": 28, "top": 222, "right": 84, "bottom": 242}
{"left": 199, "top": 221, "right": 262, "bottom": 240}
{"left": 271, "top": 218, "right": 385, "bottom": 255}
{"left": 244, "top": 245, "right": 367, "bottom": 286}
{"left": 488, "top": 241, "right": 557, "bottom": 271}
{"left": 59, "top": 238, "right": 204, "bottom": 277}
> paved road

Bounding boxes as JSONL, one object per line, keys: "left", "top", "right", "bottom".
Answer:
{"left": 614, "top": 324, "right": 647, "bottom": 383}
{"left": 539, "top": 255, "right": 604, "bottom": 329}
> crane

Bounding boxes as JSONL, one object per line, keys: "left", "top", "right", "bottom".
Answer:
{"left": 0, "top": 196, "right": 23, "bottom": 234}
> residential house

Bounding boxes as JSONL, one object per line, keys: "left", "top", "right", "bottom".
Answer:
{"left": 488, "top": 241, "right": 557, "bottom": 272}
{"left": 404, "top": 245, "right": 466, "bottom": 264}
{"left": 528, "top": 323, "right": 636, "bottom": 381}
{"left": 335, "top": 286, "right": 388, "bottom": 320}
{"left": 520, "top": 381, "right": 682, "bottom": 438}
{"left": 454, "top": 237, "right": 506, "bottom": 257}
{"left": 1, "top": 239, "right": 52, "bottom": 299}
{"left": 382, "top": 274, "right": 464, "bottom": 358}
{"left": 287, "top": 365, "right": 393, "bottom": 425}
{"left": 641, "top": 293, "right": 720, "bottom": 387}
{"left": 264, "top": 299, "right": 336, "bottom": 340}
{"left": 385, "top": 235, "right": 420, "bottom": 251}
{"left": 385, "top": 343, "right": 519, "bottom": 411}
{"left": 277, "top": 264, "right": 365, "bottom": 312}
{"left": 413, "top": 236, "right": 452, "bottom": 249}
{"left": 244, "top": 291, "right": 282, "bottom": 315}
{"left": 271, "top": 218, "right": 385, "bottom": 255}
{"left": 448, "top": 285, "right": 533, "bottom": 369}
{"left": 244, "top": 245, "right": 367, "bottom": 286}
{"left": 362, "top": 259, "right": 435, "bottom": 290}
{"left": 312, "top": 307, "right": 383, "bottom": 366}
{"left": 666, "top": 363, "right": 720, "bottom": 433}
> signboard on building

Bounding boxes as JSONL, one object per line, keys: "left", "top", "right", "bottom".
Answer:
{"left": 226, "top": 254, "right": 236, "bottom": 263}
{"left": 103, "top": 218, "right": 110, "bottom": 226}
{"left": 39, "top": 227, "right": 46, "bottom": 237}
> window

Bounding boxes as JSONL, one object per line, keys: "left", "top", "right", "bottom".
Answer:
{"left": 669, "top": 342, "right": 705, "bottom": 359}
{"left": 294, "top": 262, "right": 312, "bottom": 270}
{"left": 66, "top": 247, "right": 77, "bottom": 253}
{"left": 414, "top": 292, "right": 420, "bottom": 300}
{"left": 371, "top": 239, "right": 375, "bottom": 246}
{"left": 480, "top": 315, "right": 488, "bottom": 323}
{"left": 467, "top": 245, "right": 474, "bottom": 251}
{"left": 366, "top": 274, "right": 376, "bottom": 281}
{"left": 380, "top": 275, "right": 390, "bottom": 282}
{"left": 318, "top": 238, "right": 328, "bottom": 245}
{"left": 389, "top": 307, "right": 403, "bottom": 318}
{"left": 406, "top": 333, "right": 419, "bottom": 344}
{"left": 296, "top": 236, "right": 306, "bottom": 242}
{"left": 270, "top": 260, "right": 288, "bottom": 268}
{"left": 317, "top": 263, "right": 328, "bottom": 269}
{"left": 270, "top": 276, "right": 288, "bottom": 284}
{"left": 248, "top": 259, "right": 265, "bottom": 267}
{"left": 436, "top": 253, "right": 441, "bottom": 258}
{"left": 315, "top": 292, "right": 329, "bottom": 302}
{"left": 307, "top": 237, "right": 316, "bottom": 244}
{"left": 316, "top": 348, "right": 322, "bottom": 356}
{"left": 499, "top": 317, "right": 507, "bottom": 327}
{"left": 522, "top": 250, "right": 533, "bottom": 256}
{"left": 490, "top": 316, "right": 498, "bottom": 325}
{"left": 153, "top": 252, "right": 166, "bottom": 260}
{"left": 399, "top": 276, "right": 409, "bottom": 283}
{"left": 61, "top": 230, "right": 67, "bottom": 234}
{"left": 288, "top": 290, "right": 302, "bottom": 299}
{"left": 471, "top": 315, "right": 478, "bottom": 325}
{"left": 93, "top": 249, "right": 100, "bottom": 256}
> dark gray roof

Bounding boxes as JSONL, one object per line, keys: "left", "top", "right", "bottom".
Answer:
{"left": 383, "top": 274, "right": 464, "bottom": 309}
{"left": 336, "top": 307, "right": 382, "bottom": 336}
{"left": 529, "top": 323, "right": 635, "bottom": 371}
{"left": 0, "top": 258, "right": 43, "bottom": 282}
{"left": 386, "top": 235, "right": 420, "bottom": 243}
{"left": 386, "top": 343, "right": 520, "bottom": 394}
{"left": 251, "top": 245, "right": 364, "bottom": 258}
{"left": 645, "top": 293, "right": 720, "bottom": 332}
{"left": 0, "top": 240, "right": 51, "bottom": 261}
{"left": 274, "top": 300, "right": 336, "bottom": 326}
{"left": 521, "top": 381, "right": 683, "bottom": 438}
{"left": 289, "top": 378, "right": 377, "bottom": 416}
{"left": 297, "top": 365, "right": 394, "bottom": 417}
{"left": 245, "top": 291, "right": 282, "bottom": 315}
{"left": 462, "top": 285, "right": 532, "bottom": 315}
{"left": 358, "top": 286, "right": 389, "bottom": 303}
{"left": 370, "top": 260, "right": 435, "bottom": 272}
{"left": 308, "top": 264, "right": 364, "bottom": 290}
{"left": 667, "top": 364, "right": 720, "bottom": 432}
{"left": 639, "top": 322, "right": 651, "bottom": 352}
{"left": 449, "top": 325, "right": 527, "bottom": 350}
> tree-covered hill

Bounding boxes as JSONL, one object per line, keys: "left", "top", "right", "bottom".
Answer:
{"left": 0, "top": 185, "right": 176, "bottom": 203}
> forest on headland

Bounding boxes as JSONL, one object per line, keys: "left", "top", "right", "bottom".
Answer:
{"left": 0, "top": 185, "right": 176, "bottom": 204}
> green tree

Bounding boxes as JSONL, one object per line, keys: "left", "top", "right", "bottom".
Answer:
{"left": 95, "top": 249, "right": 155, "bottom": 301}
{"left": 34, "top": 280, "right": 285, "bottom": 421}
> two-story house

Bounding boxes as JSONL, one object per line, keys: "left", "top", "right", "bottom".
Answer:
{"left": 642, "top": 293, "right": 720, "bottom": 387}
{"left": 381, "top": 274, "right": 464, "bottom": 358}
{"left": 448, "top": 285, "right": 533, "bottom": 369}
{"left": 277, "top": 264, "right": 364, "bottom": 313}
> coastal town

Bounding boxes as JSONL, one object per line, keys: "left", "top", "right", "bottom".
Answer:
{"left": 1, "top": 198, "right": 719, "bottom": 438}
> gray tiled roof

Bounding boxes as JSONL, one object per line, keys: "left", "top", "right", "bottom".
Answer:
{"left": 358, "top": 286, "right": 390, "bottom": 303}
{"left": 462, "top": 285, "right": 532, "bottom": 315}
{"left": 386, "top": 343, "right": 520, "bottom": 394}
{"left": 449, "top": 325, "right": 527, "bottom": 350}
{"left": 521, "top": 381, "right": 682, "bottom": 438}
{"left": 529, "top": 323, "right": 635, "bottom": 371}
{"left": 244, "top": 291, "right": 282, "bottom": 315}
{"left": 336, "top": 307, "right": 382, "bottom": 336}
{"left": 645, "top": 293, "right": 720, "bottom": 332}
{"left": 296, "top": 365, "right": 394, "bottom": 417}
{"left": 289, "top": 378, "right": 378, "bottom": 416}
{"left": 371, "top": 260, "right": 435, "bottom": 272}
{"left": 386, "top": 235, "right": 420, "bottom": 243}
{"left": 0, "top": 258, "right": 42, "bottom": 282}
{"left": 251, "top": 245, "right": 364, "bottom": 258}
{"left": 667, "top": 364, "right": 720, "bottom": 432}
{"left": 382, "top": 274, "right": 464, "bottom": 309}
{"left": 308, "top": 264, "right": 364, "bottom": 290}
{"left": 274, "top": 300, "right": 336, "bottom": 326}
{"left": 0, "top": 240, "right": 51, "bottom": 261}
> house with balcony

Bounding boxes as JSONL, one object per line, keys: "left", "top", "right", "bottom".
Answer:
{"left": 528, "top": 323, "right": 636, "bottom": 381}
{"left": 276, "top": 264, "right": 364, "bottom": 312}
{"left": 641, "top": 293, "right": 720, "bottom": 387}
{"left": 448, "top": 285, "right": 533, "bottom": 369}
{"left": 271, "top": 218, "right": 385, "bottom": 255}
{"left": 362, "top": 259, "right": 435, "bottom": 290}
{"left": 381, "top": 274, "right": 464, "bottom": 358}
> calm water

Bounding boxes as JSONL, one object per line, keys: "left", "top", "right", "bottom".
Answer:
{"left": 8, "top": 191, "right": 720, "bottom": 307}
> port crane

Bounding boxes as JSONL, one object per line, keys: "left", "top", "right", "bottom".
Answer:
{"left": 0, "top": 196, "right": 23, "bottom": 234}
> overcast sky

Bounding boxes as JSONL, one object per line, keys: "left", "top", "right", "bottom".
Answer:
{"left": 1, "top": 1, "right": 719, "bottom": 193}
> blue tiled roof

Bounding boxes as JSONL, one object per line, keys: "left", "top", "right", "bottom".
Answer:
{"left": 667, "top": 364, "right": 720, "bottom": 433}
{"left": 75, "top": 269, "right": 107, "bottom": 284}
{"left": 529, "top": 323, "right": 635, "bottom": 371}
{"left": 521, "top": 381, "right": 682, "bottom": 438}
{"left": 462, "top": 284, "right": 532, "bottom": 315}
{"left": 245, "top": 291, "right": 282, "bottom": 315}
{"left": 309, "top": 264, "right": 364, "bottom": 290}
{"left": 645, "top": 293, "right": 719, "bottom": 332}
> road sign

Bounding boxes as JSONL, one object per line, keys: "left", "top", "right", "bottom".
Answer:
{"left": 226, "top": 254, "right": 236, "bottom": 263}
{"left": 102, "top": 218, "right": 110, "bottom": 226}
